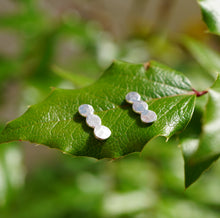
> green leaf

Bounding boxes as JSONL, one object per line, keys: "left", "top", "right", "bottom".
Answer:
{"left": 181, "top": 74, "right": 220, "bottom": 188}
{"left": 197, "top": 0, "right": 220, "bottom": 35}
{"left": 0, "top": 60, "right": 196, "bottom": 159}
{"left": 182, "top": 36, "right": 220, "bottom": 78}
{"left": 52, "top": 66, "right": 95, "bottom": 88}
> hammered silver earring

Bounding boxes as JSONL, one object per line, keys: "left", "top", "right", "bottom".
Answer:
{"left": 78, "top": 104, "right": 111, "bottom": 140}
{"left": 125, "top": 92, "right": 157, "bottom": 123}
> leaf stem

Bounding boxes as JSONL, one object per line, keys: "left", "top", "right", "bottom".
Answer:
{"left": 192, "top": 88, "right": 208, "bottom": 97}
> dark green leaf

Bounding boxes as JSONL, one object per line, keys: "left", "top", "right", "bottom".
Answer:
{"left": 197, "top": 0, "right": 220, "bottom": 35}
{"left": 0, "top": 60, "right": 196, "bottom": 159}
{"left": 182, "top": 74, "right": 220, "bottom": 188}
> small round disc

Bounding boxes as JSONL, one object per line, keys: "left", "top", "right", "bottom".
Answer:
{"left": 125, "top": 92, "right": 141, "bottom": 104}
{"left": 94, "top": 125, "right": 111, "bottom": 140}
{"left": 141, "top": 110, "right": 157, "bottom": 123}
{"left": 132, "top": 101, "right": 148, "bottom": 114}
{"left": 86, "top": 114, "right": 101, "bottom": 128}
{"left": 78, "top": 104, "right": 94, "bottom": 117}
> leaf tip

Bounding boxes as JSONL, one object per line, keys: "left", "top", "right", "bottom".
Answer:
{"left": 184, "top": 177, "right": 193, "bottom": 189}
{"left": 165, "top": 137, "right": 170, "bottom": 142}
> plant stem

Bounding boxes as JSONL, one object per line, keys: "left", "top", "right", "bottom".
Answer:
{"left": 192, "top": 88, "right": 208, "bottom": 97}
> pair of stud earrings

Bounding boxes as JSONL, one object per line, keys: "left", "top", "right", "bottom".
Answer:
{"left": 78, "top": 92, "right": 157, "bottom": 140}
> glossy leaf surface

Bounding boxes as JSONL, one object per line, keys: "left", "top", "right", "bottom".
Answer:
{"left": 0, "top": 61, "right": 196, "bottom": 159}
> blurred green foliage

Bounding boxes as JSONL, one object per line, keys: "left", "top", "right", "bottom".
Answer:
{"left": 0, "top": 0, "right": 220, "bottom": 217}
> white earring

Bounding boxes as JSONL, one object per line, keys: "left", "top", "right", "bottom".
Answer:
{"left": 125, "top": 92, "right": 157, "bottom": 123}
{"left": 78, "top": 104, "right": 111, "bottom": 140}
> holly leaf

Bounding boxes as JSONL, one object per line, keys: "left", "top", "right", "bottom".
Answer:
{"left": 0, "top": 60, "right": 196, "bottom": 159}
{"left": 197, "top": 0, "right": 220, "bottom": 35}
{"left": 181, "top": 74, "right": 220, "bottom": 188}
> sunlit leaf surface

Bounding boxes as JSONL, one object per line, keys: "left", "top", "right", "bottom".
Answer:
{"left": 198, "top": 0, "right": 220, "bottom": 35}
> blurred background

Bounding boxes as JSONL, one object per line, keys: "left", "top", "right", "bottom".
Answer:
{"left": 0, "top": 0, "right": 220, "bottom": 217}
